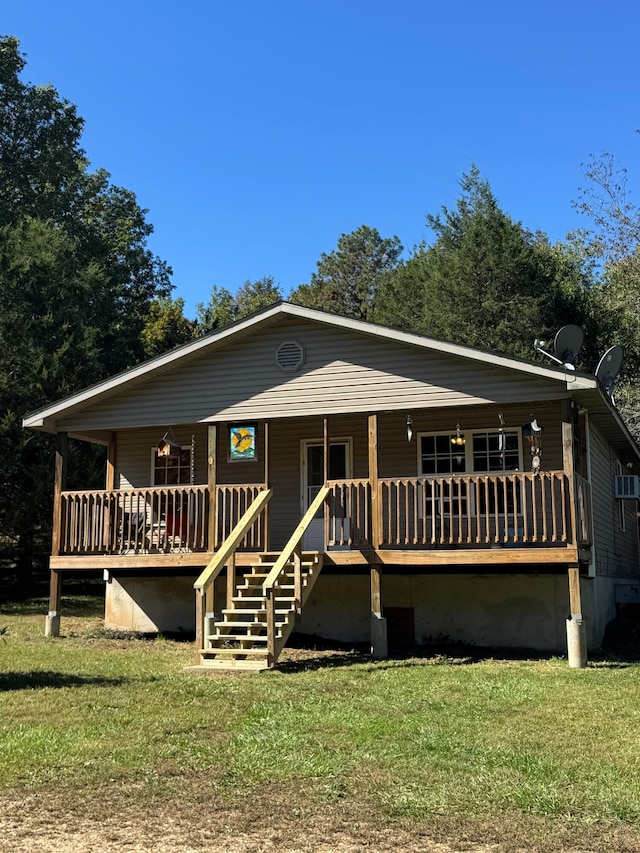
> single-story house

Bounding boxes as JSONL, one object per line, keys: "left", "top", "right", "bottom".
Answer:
{"left": 23, "top": 302, "right": 640, "bottom": 669}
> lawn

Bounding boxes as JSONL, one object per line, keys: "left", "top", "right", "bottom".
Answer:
{"left": 1, "top": 596, "right": 639, "bottom": 853}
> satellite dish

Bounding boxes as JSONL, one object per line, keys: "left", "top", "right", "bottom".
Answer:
{"left": 596, "top": 345, "right": 623, "bottom": 400}
{"left": 554, "top": 325, "right": 584, "bottom": 369}
{"left": 534, "top": 325, "right": 584, "bottom": 371}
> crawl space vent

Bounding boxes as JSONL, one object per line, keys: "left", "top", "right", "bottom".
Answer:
{"left": 276, "top": 340, "right": 305, "bottom": 373}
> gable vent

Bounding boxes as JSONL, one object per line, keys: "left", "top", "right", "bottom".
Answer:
{"left": 276, "top": 340, "right": 305, "bottom": 372}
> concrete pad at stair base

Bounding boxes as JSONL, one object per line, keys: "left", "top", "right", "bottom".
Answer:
{"left": 370, "top": 612, "right": 388, "bottom": 660}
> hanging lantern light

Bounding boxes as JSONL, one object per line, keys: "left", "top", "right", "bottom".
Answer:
{"left": 406, "top": 414, "right": 413, "bottom": 442}
{"left": 451, "top": 423, "right": 465, "bottom": 447}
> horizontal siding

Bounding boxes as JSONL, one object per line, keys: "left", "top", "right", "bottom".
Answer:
{"left": 57, "top": 319, "right": 568, "bottom": 432}
{"left": 589, "top": 422, "right": 640, "bottom": 578}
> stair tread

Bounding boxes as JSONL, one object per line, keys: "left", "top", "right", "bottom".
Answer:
{"left": 200, "top": 647, "right": 270, "bottom": 657}
{"left": 221, "top": 608, "right": 290, "bottom": 616}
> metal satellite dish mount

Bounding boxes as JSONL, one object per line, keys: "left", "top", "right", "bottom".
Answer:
{"left": 596, "top": 345, "right": 623, "bottom": 403}
{"left": 534, "top": 325, "right": 584, "bottom": 371}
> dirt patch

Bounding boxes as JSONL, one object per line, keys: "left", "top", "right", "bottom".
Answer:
{"left": 2, "top": 783, "right": 638, "bottom": 853}
{"left": 0, "top": 791, "right": 492, "bottom": 853}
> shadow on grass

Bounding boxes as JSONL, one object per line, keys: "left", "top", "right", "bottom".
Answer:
{"left": 0, "top": 595, "right": 104, "bottom": 618}
{"left": 275, "top": 635, "right": 640, "bottom": 673}
{"left": 0, "top": 670, "right": 128, "bottom": 691}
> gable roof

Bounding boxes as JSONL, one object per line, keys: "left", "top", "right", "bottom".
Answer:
{"left": 23, "top": 302, "right": 597, "bottom": 432}
{"left": 23, "top": 302, "right": 640, "bottom": 466}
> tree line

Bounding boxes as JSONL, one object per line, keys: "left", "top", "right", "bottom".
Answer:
{"left": 1, "top": 35, "right": 639, "bottom": 588}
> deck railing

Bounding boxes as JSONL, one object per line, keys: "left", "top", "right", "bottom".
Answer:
{"left": 378, "top": 471, "right": 571, "bottom": 548}
{"left": 326, "top": 479, "right": 371, "bottom": 547}
{"left": 58, "top": 471, "right": 580, "bottom": 556}
{"left": 58, "top": 483, "right": 267, "bottom": 555}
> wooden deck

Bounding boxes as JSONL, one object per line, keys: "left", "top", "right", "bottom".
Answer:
{"left": 51, "top": 470, "right": 587, "bottom": 571}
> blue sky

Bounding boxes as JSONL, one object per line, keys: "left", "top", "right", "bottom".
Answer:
{"left": 4, "top": 1, "right": 639, "bottom": 318}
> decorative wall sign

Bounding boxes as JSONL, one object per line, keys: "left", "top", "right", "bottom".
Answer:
{"left": 229, "top": 424, "right": 257, "bottom": 461}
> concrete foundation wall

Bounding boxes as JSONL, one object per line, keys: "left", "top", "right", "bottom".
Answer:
{"left": 105, "top": 575, "right": 197, "bottom": 634}
{"left": 104, "top": 570, "right": 618, "bottom": 652}
{"left": 105, "top": 574, "right": 621, "bottom": 653}
{"left": 298, "top": 573, "right": 574, "bottom": 651}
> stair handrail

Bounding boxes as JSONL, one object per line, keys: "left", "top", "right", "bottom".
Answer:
{"left": 262, "top": 485, "right": 330, "bottom": 594}
{"left": 194, "top": 488, "right": 272, "bottom": 593}
{"left": 262, "top": 486, "right": 329, "bottom": 666}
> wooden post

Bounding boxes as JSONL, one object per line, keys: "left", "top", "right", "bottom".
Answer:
{"left": 47, "top": 432, "right": 68, "bottom": 637}
{"left": 368, "top": 414, "right": 381, "bottom": 549}
{"left": 367, "top": 415, "right": 387, "bottom": 658}
{"left": 226, "top": 552, "right": 236, "bottom": 612}
{"left": 104, "top": 433, "right": 116, "bottom": 547}
{"left": 195, "top": 591, "right": 204, "bottom": 665}
{"left": 264, "top": 421, "right": 270, "bottom": 552}
{"left": 106, "top": 432, "right": 116, "bottom": 490}
{"left": 207, "top": 425, "right": 217, "bottom": 551}
{"left": 370, "top": 558, "right": 387, "bottom": 659}
{"left": 568, "top": 564, "right": 582, "bottom": 619}
{"left": 561, "top": 400, "right": 577, "bottom": 544}
{"left": 566, "top": 562, "right": 587, "bottom": 667}
{"left": 370, "top": 564, "right": 382, "bottom": 615}
{"left": 293, "top": 542, "right": 302, "bottom": 615}
{"left": 323, "top": 416, "right": 329, "bottom": 549}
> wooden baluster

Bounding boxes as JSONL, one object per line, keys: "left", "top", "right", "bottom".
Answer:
{"left": 551, "top": 473, "right": 559, "bottom": 542}
{"left": 540, "top": 473, "right": 549, "bottom": 542}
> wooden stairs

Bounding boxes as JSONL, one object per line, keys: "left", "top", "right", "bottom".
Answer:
{"left": 197, "top": 551, "right": 324, "bottom": 671}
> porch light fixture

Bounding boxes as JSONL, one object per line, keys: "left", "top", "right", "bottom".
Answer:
{"left": 406, "top": 415, "right": 413, "bottom": 442}
{"left": 451, "top": 423, "right": 465, "bottom": 447}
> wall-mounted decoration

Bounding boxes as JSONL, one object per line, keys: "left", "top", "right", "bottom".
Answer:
{"left": 157, "top": 430, "right": 182, "bottom": 458}
{"left": 229, "top": 424, "right": 257, "bottom": 462}
{"left": 523, "top": 417, "right": 543, "bottom": 474}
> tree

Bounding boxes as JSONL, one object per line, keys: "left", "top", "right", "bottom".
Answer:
{"left": 196, "top": 276, "right": 282, "bottom": 335}
{"left": 291, "top": 225, "right": 403, "bottom": 321}
{"left": 377, "top": 167, "right": 591, "bottom": 360}
{"left": 141, "top": 296, "right": 196, "bottom": 359}
{"left": 0, "top": 37, "right": 173, "bottom": 587}
{"left": 572, "top": 151, "right": 640, "bottom": 437}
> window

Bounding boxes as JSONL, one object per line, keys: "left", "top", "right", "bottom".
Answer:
{"left": 152, "top": 447, "right": 192, "bottom": 486}
{"left": 419, "top": 432, "right": 468, "bottom": 515}
{"left": 418, "top": 428, "right": 523, "bottom": 516}
{"left": 472, "top": 430, "right": 520, "bottom": 473}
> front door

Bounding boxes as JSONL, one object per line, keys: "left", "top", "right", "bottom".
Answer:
{"left": 301, "top": 439, "right": 352, "bottom": 550}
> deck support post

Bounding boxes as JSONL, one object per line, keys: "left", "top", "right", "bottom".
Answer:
{"left": 566, "top": 563, "right": 587, "bottom": 668}
{"left": 46, "top": 432, "right": 68, "bottom": 637}
{"left": 323, "top": 416, "right": 330, "bottom": 548}
{"left": 207, "top": 425, "right": 218, "bottom": 550}
{"left": 368, "top": 414, "right": 387, "bottom": 658}
{"left": 370, "top": 561, "right": 387, "bottom": 659}
{"left": 562, "top": 402, "right": 587, "bottom": 667}
{"left": 264, "top": 421, "right": 270, "bottom": 552}
{"left": 368, "top": 414, "right": 381, "bottom": 549}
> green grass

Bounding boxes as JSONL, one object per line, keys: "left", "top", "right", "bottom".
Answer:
{"left": 1, "top": 597, "right": 640, "bottom": 851}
